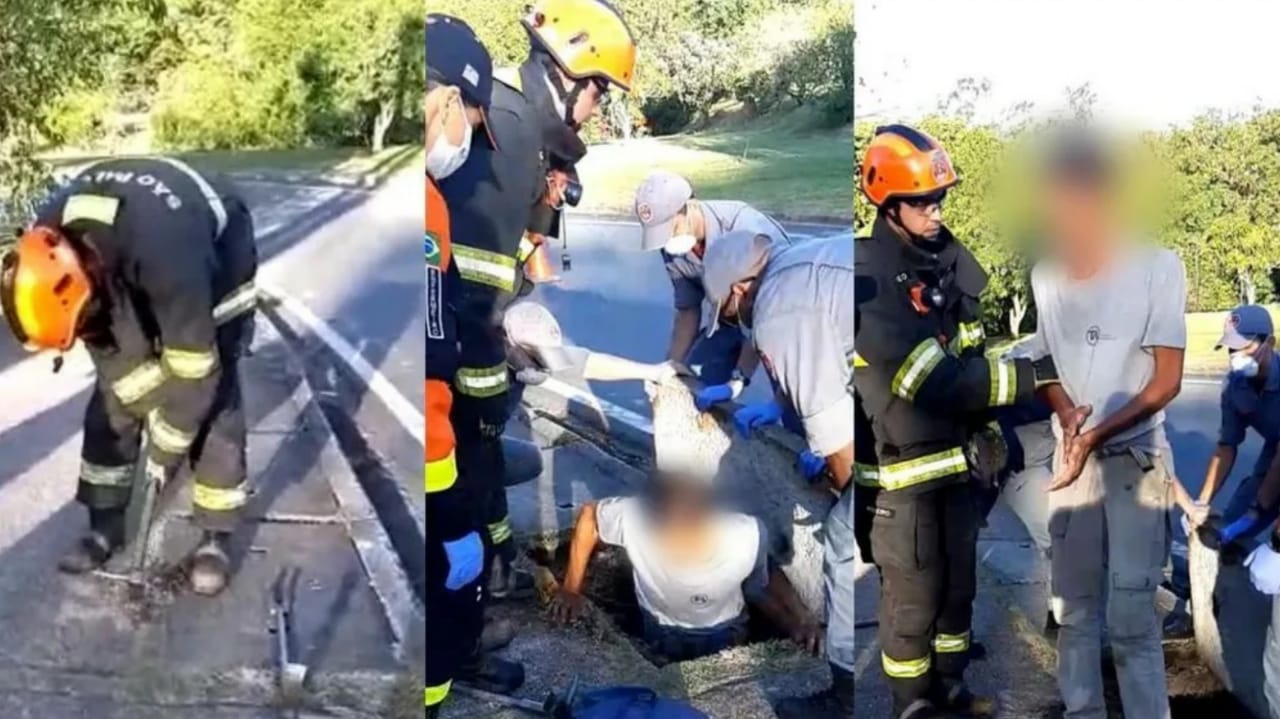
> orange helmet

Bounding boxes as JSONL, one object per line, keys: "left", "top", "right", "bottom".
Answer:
{"left": 522, "top": 0, "right": 637, "bottom": 91}
{"left": 0, "top": 226, "right": 93, "bottom": 351}
{"left": 859, "top": 124, "right": 960, "bottom": 207}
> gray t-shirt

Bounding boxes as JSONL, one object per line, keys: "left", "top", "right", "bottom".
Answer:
{"left": 1025, "top": 245, "right": 1187, "bottom": 450}
{"left": 752, "top": 236, "right": 856, "bottom": 456}
{"left": 595, "top": 496, "right": 769, "bottom": 628}
{"left": 663, "top": 200, "right": 791, "bottom": 312}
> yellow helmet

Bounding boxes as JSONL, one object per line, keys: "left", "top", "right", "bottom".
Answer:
{"left": 522, "top": 0, "right": 637, "bottom": 92}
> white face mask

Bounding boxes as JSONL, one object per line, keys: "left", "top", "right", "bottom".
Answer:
{"left": 664, "top": 233, "right": 697, "bottom": 255}
{"left": 426, "top": 103, "right": 472, "bottom": 181}
{"left": 1231, "top": 350, "right": 1260, "bottom": 378}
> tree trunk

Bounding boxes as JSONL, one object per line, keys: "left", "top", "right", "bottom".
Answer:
{"left": 371, "top": 99, "right": 394, "bottom": 153}
{"left": 1241, "top": 269, "right": 1258, "bottom": 305}
{"left": 1008, "top": 293, "right": 1028, "bottom": 337}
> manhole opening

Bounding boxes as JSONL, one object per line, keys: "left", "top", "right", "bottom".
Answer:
{"left": 533, "top": 542, "right": 790, "bottom": 667}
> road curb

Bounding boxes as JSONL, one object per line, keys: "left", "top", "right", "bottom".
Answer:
{"left": 256, "top": 306, "right": 423, "bottom": 664}
{"left": 227, "top": 170, "right": 380, "bottom": 190}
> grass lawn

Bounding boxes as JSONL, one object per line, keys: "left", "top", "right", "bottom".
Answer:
{"left": 575, "top": 108, "right": 853, "bottom": 221}
{"left": 41, "top": 144, "right": 421, "bottom": 185}
{"left": 987, "top": 306, "right": 1262, "bottom": 376}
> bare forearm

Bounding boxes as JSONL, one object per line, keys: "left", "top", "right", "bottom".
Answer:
{"left": 668, "top": 308, "right": 700, "bottom": 362}
{"left": 1199, "top": 445, "right": 1236, "bottom": 504}
{"left": 1088, "top": 381, "right": 1178, "bottom": 445}
{"left": 752, "top": 567, "right": 813, "bottom": 632}
{"left": 1038, "top": 383, "right": 1075, "bottom": 418}
{"left": 826, "top": 442, "right": 854, "bottom": 492}
{"left": 563, "top": 504, "right": 600, "bottom": 594}
{"left": 736, "top": 342, "right": 760, "bottom": 379}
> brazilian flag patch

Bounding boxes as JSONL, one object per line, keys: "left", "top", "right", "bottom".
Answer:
{"left": 425, "top": 232, "right": 441, "bottom": 267}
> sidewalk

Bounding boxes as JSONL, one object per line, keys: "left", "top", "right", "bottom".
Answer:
{"left": 0, "top": 316, "right": 419, "bottom": 718}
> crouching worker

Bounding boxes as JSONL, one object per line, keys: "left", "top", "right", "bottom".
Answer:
{"left": 0, "top": 157, "right": 257, "bottom": 596}
{"left": 549, "top": 471, "right": 823, "bottom": 663}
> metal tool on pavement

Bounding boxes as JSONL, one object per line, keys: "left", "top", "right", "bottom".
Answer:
{"left": 92, "top": 437, "right": 168, "bottom": 593}
{"left": 270, "top": 565, "right": 308, "bottom": 703}
{"left": 452, "top": 677, "right": 580, "bottom": 717}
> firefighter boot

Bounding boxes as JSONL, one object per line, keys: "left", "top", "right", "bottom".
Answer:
{"left": 189, "top": 531, "right": 231, "bottom": 596}
{"left": 480, "top": 616, "right": 516, "bottom": 653}
{"left": 457, "top": 648, "right": 525, "bottom": 695}
{"left": 936, "top": 677, "right": 997, "bottom": 718}
{"left": 58, "top": 507, "right": 126, "bottom": 574}
{"left": 773, "top": 663, "right": 855, "bottom": 719}
{"left": 487, "top": 552, "right": 535, "bottom": 601}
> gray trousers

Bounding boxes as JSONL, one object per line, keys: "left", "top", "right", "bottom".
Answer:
{"left": 825, "top": 486, "right": 856, "bottom": 672}
{"left": 1266, "top": 593, "right": 1280, "bottom": 719}
{"left": 1048, "top": 447, "right": 1173, "bottom": 719}
{"left": 1001, "top": 420, "right": 1056, "bottom": 556}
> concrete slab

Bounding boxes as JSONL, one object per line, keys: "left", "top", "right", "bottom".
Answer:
{"left": 0, "top": 316, "right": 415, "bottom": 717}
{"left": 1191, "top": 531, "right": 1272, "bottom": 717}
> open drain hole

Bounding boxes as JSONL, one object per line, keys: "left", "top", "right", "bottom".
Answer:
{"left": 532, "top": 543, "right": 791, "bottom": 667}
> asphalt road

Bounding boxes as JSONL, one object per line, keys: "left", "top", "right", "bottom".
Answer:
{"left": 530, "top": 215, "right": 849, "bottom": 416}
{"left": 237, "top": 173, "right": 423, "bottom": 505}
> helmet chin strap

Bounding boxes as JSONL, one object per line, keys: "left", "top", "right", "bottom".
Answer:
{"left": 539, "top": 54, "right": 588, "bottom": 129}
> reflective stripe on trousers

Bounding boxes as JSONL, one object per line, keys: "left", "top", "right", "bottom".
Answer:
{"left": 193, "top": 480, "right": 249, "bottom": 512}
{"left": 854, "top": 447, "right": 967, "bottom": 491}
{"left": 80, "top": 460, "right": 134, "bottom": 487}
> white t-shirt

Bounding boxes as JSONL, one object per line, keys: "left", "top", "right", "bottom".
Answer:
{"left": 1024, "top": 244, "right": 1187, "bottom": 450}
{"left": 595, "top": 496, "right": 769, "bottom": 629}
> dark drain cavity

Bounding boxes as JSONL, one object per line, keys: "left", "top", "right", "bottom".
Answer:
{"left": 534, "top": 543, "right": 791, "bottom": 667}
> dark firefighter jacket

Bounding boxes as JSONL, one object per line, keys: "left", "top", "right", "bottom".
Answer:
{"left": 438, "top": 56, "right": 584, "bottom": 402}
{"left": 853, "top": 216, "right": 1040, "bottom": 494}
{"left": 34, "top": 157, "right": 256, "bottom": 470}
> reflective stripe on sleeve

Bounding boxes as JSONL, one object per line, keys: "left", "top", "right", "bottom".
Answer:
{"left": 151, "top": 157, "right": 229, "bottom": 236}
{"left": 891, "top": 339, "right": 944, "bottom": 400}
{"left": 212, "top": 282, "right": 258, "bottom": 324}
{"left": 63, "top": 194, "right": 121, "bottom": 226}
{"left": 882, "top": 652, "right": 931, "bottom": 678}
{"left": 147, "top": 409, "right": 196, "bottom": 456}
{"left": 161, "top": 346, "right": 219, "bottom": 379}
{"left": 987, "top": 359, "right": 1016, "bottom": 406}
{"left": 859, "top": 447, "right": 968, "bottom": 491}
{"left": 934, "top": 631, "right": 970, "bottom": 653}
{"left": 956, "top": 321, "right": 985, "bottom": 352}
{"left": 455, "top": 364, "right": 509, "bottom": 398}
{"left": 426, "top": 450, "right": 458, "bottom": 493}
{"left": 80, "top": 461, "right": 134, "bottom": 487}
{"left": 488, "top": 517, "right": 512, "bottom": 544}
{"left": 453, "top": 246, "right": 516, "bottom": 292}
{"left": 193, "top": 480, "right": 249, "bottom": 512}
{"left": 112, "top": 361, "right": 166, "bottom": 405}
{"left": 854, "top": 463, "right": 880, "bottom": 487}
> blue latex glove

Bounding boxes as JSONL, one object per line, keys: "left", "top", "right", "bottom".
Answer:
{"left": 733, "top": 400, "right": 783, "bottom": 438}
{"left": 1221, "top": 507, "right": 1279, "bottom": 544}
{"left": 442, "top": 531, "right": 485, "bottom": 590}
{"left": 694, "top": 383, "right": 735, "bottom": 412}
{"left": 798, "top": 450, "right": 827, "bottom": 483}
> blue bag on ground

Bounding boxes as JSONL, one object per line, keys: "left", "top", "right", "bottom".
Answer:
{"left": 570, "top": 687, "right": 708, "bottom": 719}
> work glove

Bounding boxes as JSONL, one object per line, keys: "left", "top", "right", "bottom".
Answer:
{"left": 966, "top": 423, "right": 1009, "bottom": 490}
{"left": 797, "top": 449, "right": 828, "bottom": 484}
{"left": 693, "top": 379, "right": 744, "bottom": 412}
{"left": 506, "top": 343, "right": 549, "bottom": 386}
{"left": 442, "top": 531, "right": 485, "bottom": 591}
{"left": 1247, "top": 543, "right": 1280, "bottom": 595}
{"left": 732, "top": 400, "right": 783, "bottom": 438}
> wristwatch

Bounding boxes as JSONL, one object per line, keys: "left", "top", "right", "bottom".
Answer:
{"left": 730, "top": 368, "right": 752, "bottom": 388}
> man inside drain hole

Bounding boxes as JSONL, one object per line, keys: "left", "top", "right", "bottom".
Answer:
{"left": 549, "top": 469, "right": 822, "bottom": 663}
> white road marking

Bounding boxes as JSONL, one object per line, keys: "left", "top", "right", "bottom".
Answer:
{"left": 257, "top": 283, "right": 424, "bottom": 445}
{"left": 538, "top": 376, "right": 654, "bottom": 435}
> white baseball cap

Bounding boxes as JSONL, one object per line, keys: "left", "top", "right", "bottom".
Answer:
{"left": 634, "top": 171, "right": 694, "bottom": 251}
{"left": 700, "top": 229, "right": 776, "bottom": 337}
{"left": 503, "top": 301, "right": 589, "bottom": 371}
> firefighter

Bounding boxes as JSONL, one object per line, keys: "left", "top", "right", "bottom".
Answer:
{"left": 424, "top": 15, "right": 525, "bottom": 711}
{"left": 854, "top": 124, "right": 1060, "bottom": 719}
{"left": 438, "top": 0, "right": 637, "bottom": 601}
{"left": 698, "top": 230, "right": 854, "bottom": 718}
{"left": 0, "top": 157, "right": 258, "bottom": 596}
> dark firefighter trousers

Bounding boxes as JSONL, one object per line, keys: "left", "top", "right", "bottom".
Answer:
{"left": 78, "top": 199, "right": 257, "bottom": 534}
{"left": 425, "top": 524, "right": 485, "bottom": 713}
{"left": 869, "top": 480, "right": 980, "bottom": 714}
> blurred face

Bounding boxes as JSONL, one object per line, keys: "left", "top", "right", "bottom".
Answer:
{"left": 654, "top": 480, "right": 713, "bottom": 527}
{"left": 424, "top": 85, "right": 482, "bottom": 154}
{"left": 894, "top": 190, "right": 945, "bottom": 241}
{"left": 1044, "top": 173, "right": 1111, "bottom": 261}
